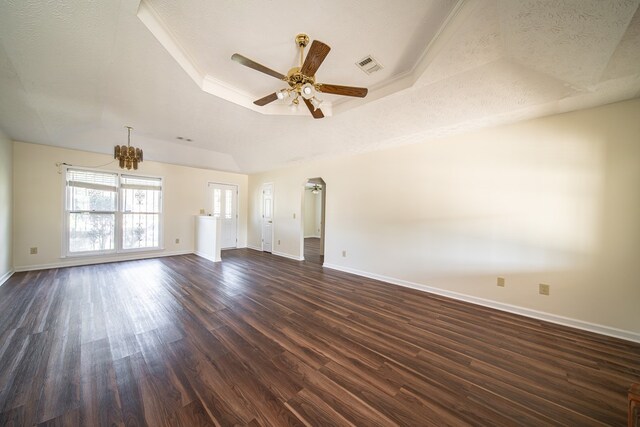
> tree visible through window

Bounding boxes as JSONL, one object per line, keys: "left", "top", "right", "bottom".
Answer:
{"left": 66, "top": 169, "right": 117, "bottom": 253}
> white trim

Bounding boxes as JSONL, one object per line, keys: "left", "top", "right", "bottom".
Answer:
{"left": 194, "top": 251, "right": 221, "bottom": 263}
{"left": 0, "top": 269, "right": 14, "bottom": 286}
{"left": 272, "top": 251, "right": 304, "bottom": 261}
{"left": 323, "top": 263, "right": 640, "bottom": 344}
{"left": 247, "top": 245, "right": 262, "bottom": 251}
{"left": 14, "top": 250, "right": 192, "bottom": 272}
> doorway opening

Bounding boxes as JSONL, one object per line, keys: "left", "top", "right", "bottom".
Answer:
{"left": 302, "top": 178, "right": 325, "bottom": 264}
{"left": 261, "top": 182, "right": 274, "bottom": 253}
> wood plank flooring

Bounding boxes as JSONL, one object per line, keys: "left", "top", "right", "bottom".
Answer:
{"left": 303, "top": 238, "right": 323, "bottom": 265}
{"left": 0, "top": 249, "right": 638, "bottom": 426}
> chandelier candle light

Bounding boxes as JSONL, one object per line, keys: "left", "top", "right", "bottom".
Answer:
{"left": 114, "top": 126, "right": 143, "bottom": 170}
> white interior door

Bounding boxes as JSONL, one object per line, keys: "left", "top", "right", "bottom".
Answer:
{"left": 262, "top": 183, "right": 273, "bottom": 252}
{"left": 208, "top": 183, "right": 237, "bottom": 249}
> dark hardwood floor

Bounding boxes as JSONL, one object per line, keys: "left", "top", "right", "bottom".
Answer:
{"left": 0, "top": 249, "right": 638, "bottom": 426}
{"left": 303, "top": 237, "right": 323, "bottom": 265}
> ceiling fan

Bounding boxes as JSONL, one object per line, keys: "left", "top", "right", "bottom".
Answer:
{"left": 231, "top": 34, "right": 368, "bottom": 119}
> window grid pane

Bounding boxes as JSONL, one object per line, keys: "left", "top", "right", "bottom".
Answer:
{"left": 213, "top": 189, "right": 221, "bottom": 217}
{"left": 67, "top": 186, "right": 117, "bottom": 212}
{"left": 225, "top": 189, "right": 233, "bottom": 219}
{"left": 122, "top": 188, "right": 161, "bottom": 213}
{"left": 122, "top": 213, "right": 160, "bottom": 249}
{"left": 68, "top": 213, "right": 115, "bottom": 253}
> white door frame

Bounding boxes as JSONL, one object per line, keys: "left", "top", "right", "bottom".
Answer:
{"left": 207, "top": 181, "right": 239, "bottom": 249}
{"left": 261, "top": 182, "right": 274, "bottom": 252}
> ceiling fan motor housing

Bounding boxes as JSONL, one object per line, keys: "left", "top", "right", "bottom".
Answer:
{"left": 286, "top": 68, "right": 315, "bottom": 86}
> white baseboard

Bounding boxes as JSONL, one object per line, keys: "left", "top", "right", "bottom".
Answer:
{"left": 246, "top": 246, "right": 304, "bottom": 261}
{"left": 194, "top": 251, "right": 221, "bottom": 263}
{"left": 0, "top": 269, "right": 14, "bottom": 286}
{"left": 13, "top": 250, "right": 193, "bottom": 272}
{"left": 272, "top": 250, "right": 304, "bottom": 261}
{"left": 323, "top": 263, "right": 640, "bottom": 343}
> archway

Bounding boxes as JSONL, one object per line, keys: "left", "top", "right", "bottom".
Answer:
{"left": 301, "top": 177, "right": 326, "bottom": 264}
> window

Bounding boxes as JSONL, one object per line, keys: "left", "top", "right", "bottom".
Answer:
{"left": 66, "top": 169, "right": 117, "bottom": 253}
{"left": 213, "top": 188, "right": 221, "bottom": 218}
{"left": 121, "top": 175, "right": 162, "bottom": 250}
{"left": 225, "top": 189, "right": 233, "bottom": 219}
{"left": 65, "top": 168, "right": 163, "bottom": 255}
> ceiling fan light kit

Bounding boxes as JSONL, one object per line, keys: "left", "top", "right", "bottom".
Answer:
{"left": 232, "top": 33, "right": 368, "bottom": 119}
{"left": 310, "top": 97, "right": 322, "bottom": 110}
{"left": 301, "top": 83, "right": 315, "bottom": 99}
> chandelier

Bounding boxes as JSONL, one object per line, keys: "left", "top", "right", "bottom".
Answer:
{"left": 114, "top": 126, "right": 143, "bottom": 170}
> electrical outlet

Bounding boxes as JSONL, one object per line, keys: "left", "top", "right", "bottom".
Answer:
{"left": 30, "top": 247, "right": 38, "bottom": 255}
{"left": 175, "top": 238, "right": 180, "bottom": 244}
{"left": 539, "top": 284, "right": 550, "bottom": 296}
{"left": 497, "top": 277, "right": 505, "bottom": 287}
{"left": 199, "top": 208, "right": 205, "bottom": 215}
{"left": 293, "top": 213, "right": 296, "bottom": 219}
{"left": 342, "top": 250, "right": 347, "bottom": 257}
{"left": 278, "top": 240, "right": 281, "bottom": 245}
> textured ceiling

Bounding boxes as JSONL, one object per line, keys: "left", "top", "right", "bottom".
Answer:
{"left": 0, "top": 0, "right": 639, "bottom": 174}
{"left": 139, "top": 0, "right": 457, "bottom": 114}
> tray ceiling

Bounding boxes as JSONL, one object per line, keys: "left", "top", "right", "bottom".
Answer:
{"left": 0, "top": 0, "right": 639, "bottom": 173}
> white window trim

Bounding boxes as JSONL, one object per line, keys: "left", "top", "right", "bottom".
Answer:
{"left": 62, "top": 166, "right": 164, "bottom": 258}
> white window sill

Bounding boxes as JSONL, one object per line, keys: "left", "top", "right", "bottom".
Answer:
{"left": 62, "top": 247, "right": 164, "bottom": 259}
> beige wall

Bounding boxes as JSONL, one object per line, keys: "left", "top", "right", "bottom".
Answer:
{"left": 0, "top": 129, "right": 12, "bottom": 282}
{"left": 13, "top": 142, "right": 248, "bottom": 270}
{"left": 248, "top": 99, "right": 640, "bottom": 334}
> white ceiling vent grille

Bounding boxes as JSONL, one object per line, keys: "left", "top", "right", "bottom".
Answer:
{"left": 356, "top": 55, "right": 383, "bottom": 75}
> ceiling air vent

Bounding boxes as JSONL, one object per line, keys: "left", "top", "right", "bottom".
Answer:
{"left": 356, "top": 55, "right": 383, "bottom": 75}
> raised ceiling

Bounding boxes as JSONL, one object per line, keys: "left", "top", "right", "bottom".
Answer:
{"left": 137, "top": 0, "right": 458, "bottom": 116}
{"left": 0, "top": 0, "right": 639, "bottom": 173}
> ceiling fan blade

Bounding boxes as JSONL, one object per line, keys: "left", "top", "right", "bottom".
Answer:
{"left": 300, "top": 40, "right": 331, "bottom": 77}
{"left": 303, "top": 98, "right": 324, "bottom": 119}
{"left": 317, "top": 83, "right": 368, "bottom": 98}
{"left": 231, "top": 54, "right": 286, "bottom": 80}
{"left": 254, "top": 92, "right": 279, "bottom": 106}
